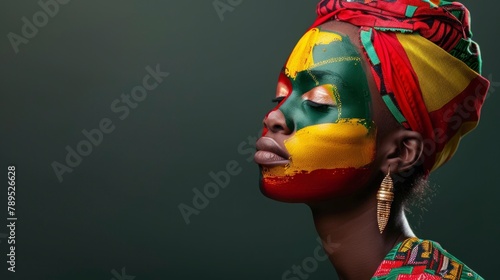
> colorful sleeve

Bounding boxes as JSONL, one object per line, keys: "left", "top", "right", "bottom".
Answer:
{"left": 372, "top": 238, "right": 483, "bottom": 280}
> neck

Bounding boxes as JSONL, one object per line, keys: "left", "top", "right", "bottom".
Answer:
{"left": 308, "top": 191, "right": 415, "bottom": 280}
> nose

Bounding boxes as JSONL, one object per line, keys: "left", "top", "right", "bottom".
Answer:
{"left": 263, "top": 109, "right": 292, "bottom": 135}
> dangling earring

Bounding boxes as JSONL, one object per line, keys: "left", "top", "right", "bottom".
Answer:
{"left": 377, "top": 167, "right": 394, "bottom": 234}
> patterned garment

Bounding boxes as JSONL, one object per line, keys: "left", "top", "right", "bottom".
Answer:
{"left": 372, "top": 238, "right": 483, "bottom": 280}
{"left": 309, "top": 0, "right": 490, "bottom": 177}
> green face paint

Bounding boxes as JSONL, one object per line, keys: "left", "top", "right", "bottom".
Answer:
{"left": 257, "top": 26, "right": 378, "bottom": 202}
{"left": 278, "top": 27, "right": 373, "bottom": 130}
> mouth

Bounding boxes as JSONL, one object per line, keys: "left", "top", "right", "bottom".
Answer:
{"left": 254, "top": 137, "right": 290, "bottom": 167}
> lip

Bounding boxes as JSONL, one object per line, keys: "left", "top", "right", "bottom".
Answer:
{"left": 254, "top": 137, "right": 290, "bottom": 167}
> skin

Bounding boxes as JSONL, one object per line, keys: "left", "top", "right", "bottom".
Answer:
{"left": 256, "top": 21, "right": 425, "bottom": 280}
{"left": 260, "top": 24, "right": 377, "bottom": 202}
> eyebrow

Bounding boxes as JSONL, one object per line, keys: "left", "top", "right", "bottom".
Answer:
{"left": 307, "top": 70, "right": 346, "bottom": 87}
{"left": 310, "top": 56, "right": 361, "bottom": 69}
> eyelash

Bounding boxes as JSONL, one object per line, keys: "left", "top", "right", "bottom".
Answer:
{"left": 272, "top": 97, "right": 333, "bottom": 110}
{"left": 272, "top": 97, "right": 285, "bottom": 103}
{"left": 305, "top": 100, "right": 333, "bottom": 110}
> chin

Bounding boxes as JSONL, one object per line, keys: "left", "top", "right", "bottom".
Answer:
{"left": 259, "top": 167, "right": 372, "bottom": 203}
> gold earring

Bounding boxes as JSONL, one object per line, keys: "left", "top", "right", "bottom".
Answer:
{"left": 376, "top": 168, "right": 394, "bottom": 234}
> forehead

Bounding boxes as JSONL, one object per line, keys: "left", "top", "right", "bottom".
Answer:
{"left": 284, "top": 23, "right": 362, "bottom": 80}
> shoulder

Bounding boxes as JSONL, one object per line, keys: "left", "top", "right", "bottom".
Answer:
{"left": 372, "top": 237, "right": 483, "bottom": 280}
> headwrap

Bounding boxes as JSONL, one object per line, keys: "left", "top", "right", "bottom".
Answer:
{"left": 310, "top": 0, "right": 490, "bottom": 176}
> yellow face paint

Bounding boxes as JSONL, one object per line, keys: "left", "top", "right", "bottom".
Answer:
{"left": 258, "top": 26, "right": 377, "bottom": 202}
{"left": 285, "top": 28, "right": 343, "bottom": 79}
{"left": 262, "top": 119, "right": 376, "bottom": 178}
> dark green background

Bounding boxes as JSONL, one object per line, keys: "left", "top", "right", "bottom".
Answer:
{"left": 1, "top": 1, "right": 498, "bottom": 279}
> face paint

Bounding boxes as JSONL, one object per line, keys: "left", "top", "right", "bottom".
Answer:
{"left": 259, "top": 27, "right": 377, "bottom": 202}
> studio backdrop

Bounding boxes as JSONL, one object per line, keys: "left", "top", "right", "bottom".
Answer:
{"left": 1, "top": 1, "right": 498, "bottom": 279}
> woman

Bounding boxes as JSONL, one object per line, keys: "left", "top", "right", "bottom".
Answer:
{"left": 254, "top": 0, "right": 490, "bottom": 279}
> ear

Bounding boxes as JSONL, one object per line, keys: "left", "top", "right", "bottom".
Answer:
{"left": 379, "top": 129, "right": 424, "bottom": 175}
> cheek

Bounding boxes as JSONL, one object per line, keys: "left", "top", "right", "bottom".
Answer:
{"left": 260, "top": 119, "right": 377, "bottom": 202}
{"left": 286, "top": 120, "right": 376, "bottom": 172}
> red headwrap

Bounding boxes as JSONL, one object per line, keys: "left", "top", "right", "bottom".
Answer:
{"left": 310, "top": 0, "right": 490, "bottom": 176}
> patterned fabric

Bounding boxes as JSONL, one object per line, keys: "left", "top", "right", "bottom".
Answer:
{"left": 372, "top": 238, "right": 483, "bottom": 279}
{"left": 309, "top": 0, "right": 490, "bottom": 176}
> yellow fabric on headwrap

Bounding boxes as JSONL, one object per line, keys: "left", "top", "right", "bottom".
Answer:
{"left": 311, "top": 0, "right": 490, "bottom": 175}
{"left": 396, "top": 33, "right": 487, "bottom": 172}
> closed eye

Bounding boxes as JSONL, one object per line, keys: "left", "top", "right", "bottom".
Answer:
{"left": 305, "top": 100, "right": 333, "bottom": 109}
{"left": 302, "top": 84, "right": 337, "bottom": 108}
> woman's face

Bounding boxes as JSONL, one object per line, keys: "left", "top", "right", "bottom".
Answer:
{"left": 255, "top": 22, "right": 379, "bottom": 203}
